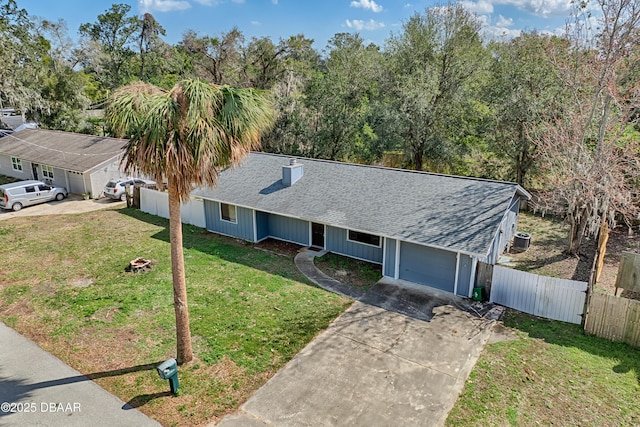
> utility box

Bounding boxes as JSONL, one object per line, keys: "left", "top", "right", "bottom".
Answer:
{"left": 472, "top": 286, "right": 484, "bottom": 302}
{"left": 157, "top": 358, "right": 179, "bottom": 395}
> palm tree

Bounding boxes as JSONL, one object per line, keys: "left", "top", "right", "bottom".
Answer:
{"left": 106, "top": 79, "right": 275, "bottom": 364}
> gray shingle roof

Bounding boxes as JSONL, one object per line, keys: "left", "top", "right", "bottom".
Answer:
{"left": 0, "top": 115, "right": 26, "bottom": 130}
{"left": 192, "top": 153, "right": 530, "bottom": 256}
{"left": 0, "top": 129, "right": 126, "bottom": 173}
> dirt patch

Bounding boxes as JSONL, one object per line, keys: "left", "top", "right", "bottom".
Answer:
{"left": 254, "top": 238, "right": 303, "bottom": 258}
{"left": 487, "top": 322, "right": 520, "bottom": 344}
{"left": 507, "top": 212, "right": 640, "bottom": 300}
{"left": 595, "top": 227, "right": 640, "bottom": 299}
{"left": 71, "top": 277, "right": 94, "bottom": 287}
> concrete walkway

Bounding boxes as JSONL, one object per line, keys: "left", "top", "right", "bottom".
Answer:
{"left": 294, "top": 248, "right": 366, "bottom": 300}
{"left": 0, "top": 322, "right": 160, "bottom": 426}
{"left": 216, "top": 248, "right": 498, "bottom": 427}
{"left": 294, "top": 247, "right": 498, "bottom": 322}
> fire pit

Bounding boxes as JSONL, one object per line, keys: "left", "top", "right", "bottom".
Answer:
{"left": 125, "top": 257, "right": 154, "bottom": 273}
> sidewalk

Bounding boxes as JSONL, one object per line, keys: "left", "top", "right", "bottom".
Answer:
{"left": 0, "top": 322, "right": 160, "bottom": 427}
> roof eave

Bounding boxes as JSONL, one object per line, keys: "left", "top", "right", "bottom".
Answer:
{"left": 191, "top": 191, "right": 487, "bottom": 258}
{"left": 516, "top": 185, "right": 532, "bottom": 200}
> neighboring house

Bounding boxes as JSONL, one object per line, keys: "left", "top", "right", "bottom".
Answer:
{"left": 0, "top": 129, "right": 127, "bottom": 197}
{"left": 0, "top": 114, "right": 38, "bottom": 136}
{"left": 190, "top": 153, "right": 531, "bottom": 298}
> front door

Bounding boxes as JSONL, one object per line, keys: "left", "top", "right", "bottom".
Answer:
{"left": 311, "top": 222, "right": 325, "bottom": 248}
{"left": 31, "top": 163, "right": 39, "bottom": 180}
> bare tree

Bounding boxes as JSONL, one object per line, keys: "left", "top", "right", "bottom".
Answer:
{"left": 535, "top": 0, "right": 640, "bottom": 261}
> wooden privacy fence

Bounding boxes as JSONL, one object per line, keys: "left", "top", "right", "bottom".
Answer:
{"left": 490, "top": 265, "right": 587, "bottom": 324}
{"left": 584, "top": 294, "right": 640, "bottom": 347}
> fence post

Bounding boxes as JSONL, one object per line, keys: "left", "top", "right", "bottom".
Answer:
{"left": 582, "top": 244, "right": 599, "bottom": 329}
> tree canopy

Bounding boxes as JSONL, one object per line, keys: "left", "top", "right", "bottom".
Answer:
{"left": 2, "top": 0, "right": 639, "bottom": 257}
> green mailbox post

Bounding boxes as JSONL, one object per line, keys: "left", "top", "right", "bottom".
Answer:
{"left": 156, "top": 358, "right": 179, "bottom": 395}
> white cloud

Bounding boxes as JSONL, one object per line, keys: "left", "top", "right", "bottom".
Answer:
{"left": 472, "top": 13, "right": 520, "bottom": 40}
{"left": 460, "top": 0, "right": 494, "bottom": 15}
{"left": 495, "top": 14, "right": 513, "bottom": 27}
{"left": 345, "top": 19, "right": 386, "bottom": 31}
{"left": 139, "top": 0, "right": 191, "bottom": 13}
{"left": 251, "top": 20, "right": 261, "bottom": 26}
{"left": 193, "top": 0, "right": 220, "bottom": 6}
{"left": 350, "top": 0, "right": 383, "bottom": 13}
{"left": 272, "top": 0, "right": 278, "bottom": 4}
{"left": 482, "top": 24, "right": 522, "bottom": 40}
{"left": 492, "top": 0, "right": 572, "bottom": 18}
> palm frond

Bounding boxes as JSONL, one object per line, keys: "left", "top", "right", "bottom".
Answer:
{"left": 106, "top": 78, "right": 275, "bottom": 202}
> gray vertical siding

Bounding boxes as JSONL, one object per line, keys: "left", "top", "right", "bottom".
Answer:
{"left": 399, "top": 242, "right": 456, "bottom": 292}
{"left": 88, "top": 158, "right": 124, "bottom": 197}
{"left": 256, "top": 211, "right": 270, "bottom": 241}
{"left": 326, "top": 226, "right": 383, "bottom": 264}
{"left": 47, "top": 166, "right": 67, "bottom": 190}
{"left": 66, "top": 171, "right": 86, "bottom": 195}
{"left": 0, "top": 155, "right": 28, "bottom": 180}
{"left": 486, "top": 195, "right": 522, "bottom": 264}
{"left": 384, "top": 238, "right": 397, "bottom": 277}
{"left": 456, "top": 254, "right": 473, "bottom": 297}
{"left": 203, "top": 200, "right": 254, "bottom": 241}
{"left": 267, "top": 214, "right": 310, "bottom": 245}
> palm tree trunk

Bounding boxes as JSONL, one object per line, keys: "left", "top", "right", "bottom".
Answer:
{"left": 167, "top": 178, "right": 194, "bottom": 364}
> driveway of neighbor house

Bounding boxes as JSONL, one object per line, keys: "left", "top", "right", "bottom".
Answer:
{"left": 216, "top": 297, "right": 495, "bottom": 427}
{"left": 0, "top": 195, "right": 123, "bottom": 221}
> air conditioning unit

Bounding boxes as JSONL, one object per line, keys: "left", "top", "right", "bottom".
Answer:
{"left": 513, "top": 232, "right": 531, "bottom": 251}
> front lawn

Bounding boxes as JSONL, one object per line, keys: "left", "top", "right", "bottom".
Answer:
{"left": 447, "top": 310, "right": 640, "bottom": 426}
{"left": 0, "top": 209, "right": 351, "bottom": 426}
{"left": 314, "top": 252, "right": 382, "bottom": 290}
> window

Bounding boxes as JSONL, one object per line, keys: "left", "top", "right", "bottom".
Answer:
{"left": 42, "top": 165, "right": 54, "bottom": 180}
{"left": 25, "top": 186, "right": 36, "bottom": 193}
{"left": 11, "top": 157, "right": 22, "bottom": 171}
{"left": 220, "top": 203, "right": 237, "bottom": 223}
{"left": 347, "top": 230, "right": 381, "bottom": 247}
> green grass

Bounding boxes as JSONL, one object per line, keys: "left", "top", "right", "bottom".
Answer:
{"left": 0, "top": 208, "right": 351, "bottom": 426}
{"left": 314, "top": 252, "right": 382, "bottom": 290}
{"left": 446, "top": 310, "right": 640, "bottom": 427}
{"left": 504, "top": 211, "right": 593, "bottom": 282}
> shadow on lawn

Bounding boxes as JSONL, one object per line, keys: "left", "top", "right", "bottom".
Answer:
{"left": 118, "top": 208, "right": 313, "bottom": 284}
{"left": 124, "top": 391, "right": 173, "bottom": 409}
{"left": 504, "top": 310, "right": 640, "bottom": 385}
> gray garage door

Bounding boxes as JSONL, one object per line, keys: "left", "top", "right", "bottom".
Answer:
{"left": 399, "top": 242, "right": 457, "bottom": 292}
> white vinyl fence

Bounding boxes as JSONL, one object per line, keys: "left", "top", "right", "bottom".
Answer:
{"left": 490, "top": 265, "right": 587, "bottom": 324}
{"left": 140, "top": 187, "right": 206, "bottom": 228}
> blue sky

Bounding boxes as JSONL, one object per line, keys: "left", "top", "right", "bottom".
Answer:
{"left": 22, "top": 0, "right": 577, "bottom": 49}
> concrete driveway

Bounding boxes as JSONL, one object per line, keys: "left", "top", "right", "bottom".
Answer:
{"left": 0, "top": 195, "right": 123, "bottom": 221}
{"left": 216, "top": 298, "right": 495, "bottom": 427}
